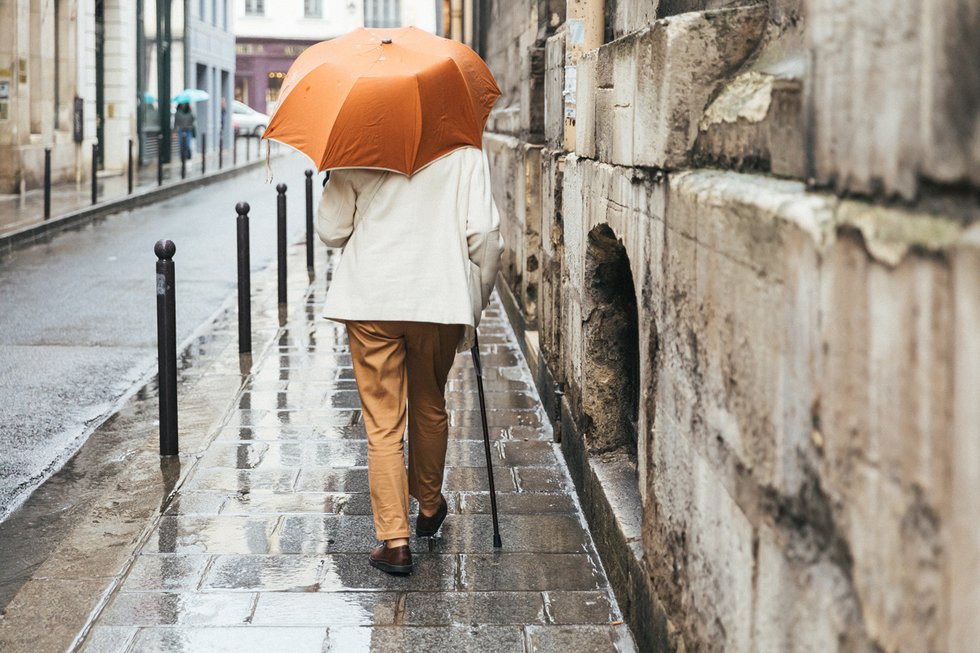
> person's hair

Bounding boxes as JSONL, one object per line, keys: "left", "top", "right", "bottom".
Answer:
{"left": 178, "top": 103, "right": 190, "bottom": 112}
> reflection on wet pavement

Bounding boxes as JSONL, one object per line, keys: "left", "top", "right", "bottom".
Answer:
{"left": 77, "top": 259, "right": 636, "bottom": 652}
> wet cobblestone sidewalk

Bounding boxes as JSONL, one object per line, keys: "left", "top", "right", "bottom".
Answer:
{"left": 74, "top": 254, "right": 637, "bottom": 652}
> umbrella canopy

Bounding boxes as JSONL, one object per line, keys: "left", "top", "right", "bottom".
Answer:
{"left": 263, "top": 26, "right": 501, "bottom": 176}
{"left": 171, "top": 88, "right": 210, "bottom": 104}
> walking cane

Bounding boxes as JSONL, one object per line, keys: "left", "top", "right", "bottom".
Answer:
{"left": 471, "top": 331, "right": 502, "bottom": 548}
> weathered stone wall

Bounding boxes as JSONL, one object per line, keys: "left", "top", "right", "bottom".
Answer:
{"left": 481, "top": 1, "right": 980, "bottom": 651}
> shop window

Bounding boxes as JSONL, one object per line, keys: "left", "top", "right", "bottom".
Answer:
{"left": 266, "top": 71, "right": 286, "bottom": 113}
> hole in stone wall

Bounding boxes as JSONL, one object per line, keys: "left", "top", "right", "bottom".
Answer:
{"left": 582, "top": 224, "right": 640, "bottom": 458}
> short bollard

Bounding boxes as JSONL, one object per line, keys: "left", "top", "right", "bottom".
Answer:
{"left": 277, "top": 183, "right": 288, "bottom": 307}
{"left": 236, "top": 202, "right": 252, "bottom": 354}
{"left": 305, "top": 169, "right": 315, "bottom": 275}
{"left": 157, "top": 134, "right": 164, "bottom": 186}
{"left": 43, "top": 147, "right": 51, "bottom": 220}
{"left": 127, "top": 138, "right": 134, "bottom": 195}
{"left": 91, "top": 142, "right": 98, "bottom": 205}
{"left": 233, "top": 134, "right": 238, "bottom": 166}
{"left": 155, "top": 240, "right": 179, "bottom": 456}
{"left": 218, "top": 139, "right": 223, "bottom": 170}
{"left": 201, "top": 132, "right": 207, "bottom": 175}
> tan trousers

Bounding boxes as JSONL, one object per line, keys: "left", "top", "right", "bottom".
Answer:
{"left": 345, "top": 320, "right": 463, "bottom": 540}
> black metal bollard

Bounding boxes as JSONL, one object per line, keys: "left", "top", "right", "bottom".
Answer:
{"left": 43, "top": 147, "right": 51, "bottom": 220}
{"left": 236, "top": 202, "right": 252, "bottom": 354}
{"left": 157, "top": 134, "right": 164, "bottom": 186}
{"left": 305, "top": 169, "right": 314, "bottom": 275}
{"left": 91, "top": 142, "right": 98, "bottom": 205}
{"left": 155, "top": 239, "right": 179, "bottom": 456}
{"left": 218, "top": 137, "right": 223, "bottom": 170}
{"left": 127, "top": 138, "right": 134, "bottom": 194}
{"left": 180, "top": 149, "right": 186, "bottom": 179}
{"left": 233, "top": 134, "right": 238, "bottom": 166}
{"left": 201, "top": 132, "right": 207, "bottom": 175}
{"left": 277, "top": 183, "right": 287, "bottom": 306}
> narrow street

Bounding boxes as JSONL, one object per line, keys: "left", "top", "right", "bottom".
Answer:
{"left": 0, "top": 152, "right": 311, "bottom": 521}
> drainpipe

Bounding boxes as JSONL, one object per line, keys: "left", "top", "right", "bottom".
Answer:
{"left": 157, "top": 0, "right": 172, "bottom": 164}
{"left": 562, "top": 0, "right": 603, "bottom": 152}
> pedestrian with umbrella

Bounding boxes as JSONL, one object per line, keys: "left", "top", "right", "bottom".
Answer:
{"left": 171, "top": 89, "right": 208, "bottom": 162}
{"left": 264, "top": 27, "right": 504, "bottom": 576}
{"left": 173, "top": 103, "right": 196, "bottom": 163}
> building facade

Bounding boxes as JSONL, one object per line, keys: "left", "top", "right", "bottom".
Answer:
{"left": 0, "top": 1, "right": 237, "bottom": 193}
{"left": 185, "top": 0, "right": 236, "bottom": 156}
{"left": 473, "top": 1, "right": 979, "bottom": 652}
{"left": 234, "top": 0, "right": 437, "bottom": 115}
{"left": 0, "top": 0, "right": 136, "bottom": 194}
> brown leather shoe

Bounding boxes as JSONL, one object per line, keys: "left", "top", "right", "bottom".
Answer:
{"left": 369, "top": 542, "right": 413, "bottom": 575}
{"left": 416, "top": 494, "right": 448, "bottom": 537}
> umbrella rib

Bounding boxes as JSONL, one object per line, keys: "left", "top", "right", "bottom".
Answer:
{"left": 411, "top": 74, "right": 423, "bottom": 173}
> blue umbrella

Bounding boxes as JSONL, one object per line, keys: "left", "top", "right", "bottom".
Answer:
{"left": 171, "top": 88, "right": 210, "bottom": 104}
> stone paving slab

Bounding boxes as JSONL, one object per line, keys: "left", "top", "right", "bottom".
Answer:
{"left": 66, "top": 260, "right": 637, "bottom": 651}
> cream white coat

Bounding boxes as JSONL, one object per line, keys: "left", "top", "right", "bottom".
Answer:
{"left": 316, "top": 146, "right": 503, "bottom": 352}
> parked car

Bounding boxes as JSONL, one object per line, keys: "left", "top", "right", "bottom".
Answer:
{"left": 232, "top": 101, "right": 269, "bottom": 136}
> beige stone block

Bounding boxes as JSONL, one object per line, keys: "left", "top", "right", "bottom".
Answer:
{"left": 752, "top": 524, "right": 855, "bottom": 653}
{"left": 695, "top": 71, "right": 805, "bottom": 179}
{"left": 948, "top": 224, "right": 980, "bottom": 652}
{"left": 522, "top": 144, "right": 544, "bottom": 325}
{"left": 806, "top": 0, "right": 980, "bottom": 199}
{"left": 605, "top": 0, "right": 659, "bottom": 40}
{"left": 648, "top": 413, "right": 755, "bottom": 653}
{"left": 574, "top": 50, "right": 597, "bottom": 159}
{"left": 633, "top": 6, "right": 767, "bottom": 169}
{"left": 484, "top": 134, "right": 525, "bottom": 291}
{"left": 544, "top": 32, "right": 566, "bottom": 148}
{"left": 816, "top": 220, "right": 964, "bottom": 652}
{"left": 667, "top": 171, "right": 832, "bottom": 496}
{"left": 594, "top": 31, "right": 638, "bottom": 165}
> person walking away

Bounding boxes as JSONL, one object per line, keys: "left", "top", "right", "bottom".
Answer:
{"left": 174, "top": 103, "right": 196, "bottom": 162}
{"left": 317, "top": 145, "right": 503, "bottom": 575}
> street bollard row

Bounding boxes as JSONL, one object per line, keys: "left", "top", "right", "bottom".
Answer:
{"left": 157, "top": 134, "right": 164, "bottom": 187}
{"left": 236, "top": 202, "right": 252, "bottom": 355}
{"left": 305, "top": 169, "right": 315, "bottom": 275}
{"left": 277, "top": 183, "right": 288, "bottom": 307}
{"left": 128, "top": 138, "right": 134, "bottom": 195}
{"left": 154, "top": 173, "right": 318, "bottom": 456}
{"left": 154, "top": 239, "right": 179, "bottom": 457}
{"left": 91, "top": 142, "right": 98, "bottom": 205}
{"left": 43, "top": 147, "right": 51, "bottom": 220}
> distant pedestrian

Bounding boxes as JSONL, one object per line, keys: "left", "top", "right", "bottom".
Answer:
{"left": 174, "top": 103, "right": 196, "bottom": 162}
{"left": 317, "top": 146, "right": 503, "bottom": 575}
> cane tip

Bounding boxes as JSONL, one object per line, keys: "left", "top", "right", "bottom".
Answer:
{"left": 493, "top": 534, "right": 502, "bottom": 548}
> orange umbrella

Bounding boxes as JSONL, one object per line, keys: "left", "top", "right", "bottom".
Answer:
{"left": 262, "top": 27, "right": 501, "bottom": 176}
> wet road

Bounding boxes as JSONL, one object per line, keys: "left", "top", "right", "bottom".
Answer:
{"left": 0, "top": 152, "right": 316, "bottom": 521}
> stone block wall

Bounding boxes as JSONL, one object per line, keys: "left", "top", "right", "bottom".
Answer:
{"left": 479, "top": 1, "right": 980, "bottom": 651}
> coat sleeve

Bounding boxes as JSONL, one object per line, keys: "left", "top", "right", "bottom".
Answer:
{"left": 465, "top": 149, "right": 504, "bottom": 311}
{"left": 317, "top": 170, "right": 357, "bottom": 248}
